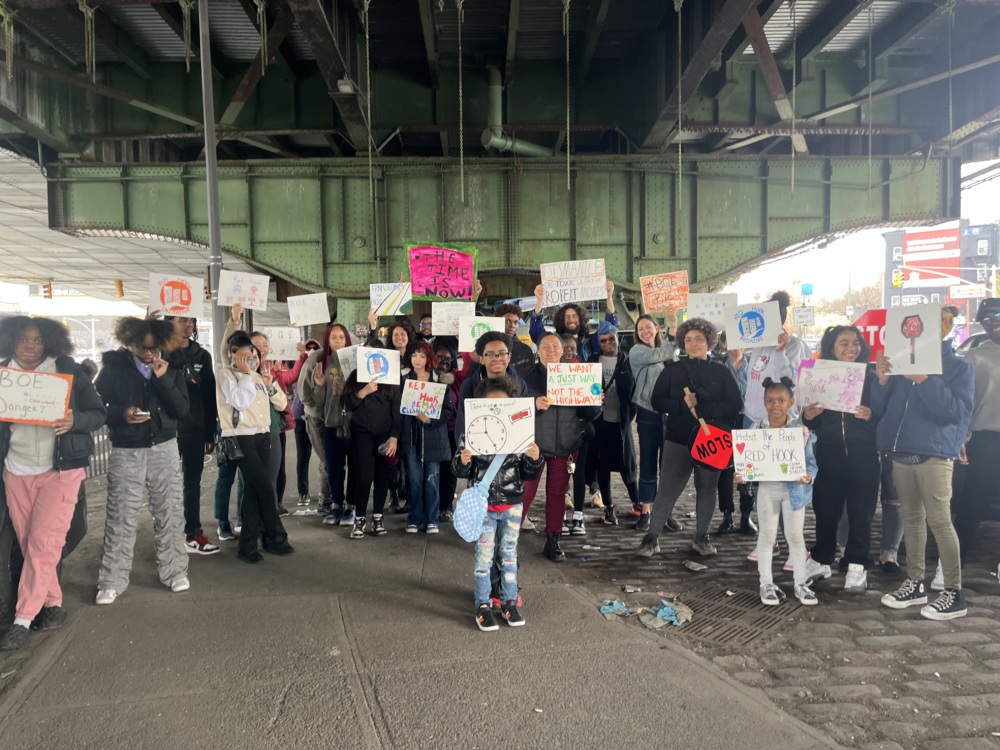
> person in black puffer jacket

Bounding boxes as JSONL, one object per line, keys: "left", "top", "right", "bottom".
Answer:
{"left": 521, "top": 333, "right": 600, "bottom": 562}
{"left": 93, "top": 317, "right": 191, "bottom": 605}
{"left": 0, "top": 316, "right": 107, "bottom": 652}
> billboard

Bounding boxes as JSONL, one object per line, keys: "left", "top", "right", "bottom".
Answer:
{"left": 901, "top": 222, "right": 961, "bottom": 289}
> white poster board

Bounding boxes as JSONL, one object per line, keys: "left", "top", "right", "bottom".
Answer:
{"left": 217, "top": 269, "right": 270, "bottom": 311}
{"left": 793, "top": 306, "right": 816, "bottom": 327}
{"left": 0, "top": 367, "right": 73, "bottom": 425}
{"left": 357, "top": 347, "right": 401, "bottom": 385}
{"left": 796, "top": 359, "right": 868, "bottom": 413}
{"left": 149, "top": 273, "right": 204, "bottom": 318}
{"left": 370, "top": 283, "right": 412, "bottom": 316}
{"left": 261, "top": 327, "right": 301, "bottom": 361}
{"left": 883, "top": 304, "right": 943, "bottom": 375}
{"left": 400, "top": 380, "right": 449, "bottom": 419}
{"left": 540, "top": 259, "right": 606, "bottom": 308}
{"left": 725, "top": 300, "right": 783, "bottom": 349}
{"left": 546, "top": 363, "right": 603, "bottom": 406}
{"left": 432, "top": 301, "right": 476, "bottom": 336}
{"left": 463, "top": 397, "right": 536, "bottom": 455}
{"left": 688, "top": 293, "right": 738, "bottom": 332}
{"left": 336, "top": 345, "right": 358, "bottom": 377}
{"left": 287, "top": 293, "right": 330, "bottom": 328}
{"left": 458, "top": 317, "right": 505, "bottom": 352}
{"left": 732, "top": 427, "right": 808, "bottom": 482}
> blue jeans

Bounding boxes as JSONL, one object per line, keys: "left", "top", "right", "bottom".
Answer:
{"left": 474, "top": 505, "right": 522, "bottom": 606}
{"left": 214, "top": 460, "right": 244, "bottom": 523}
{"left": 636, "top": 407, "right": 663, "bottom": 503}
{"left": 404, "top": 452, "right": 441, "bottom": 528}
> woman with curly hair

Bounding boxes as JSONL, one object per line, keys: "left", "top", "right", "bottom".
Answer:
{"left": 635, "top": 317, "right": 742, "bottom": 559}
{"left": 93, "top": 317, "right": 190, "bottom": 605}
{"left": 0, "top": 316, "right": 107, "bottom": 651}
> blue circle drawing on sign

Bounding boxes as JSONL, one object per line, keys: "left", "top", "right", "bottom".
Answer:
{"left": 737, "top": 311, "right": 766, "bottom": 341}
{"left": 590, "top": 383, "right": 602, "bottom": 396}
{"left": 367, "top": 352, "right": 389, "bottom": 379}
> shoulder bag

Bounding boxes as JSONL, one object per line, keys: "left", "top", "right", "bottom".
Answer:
{"left": 454, "top": 454, "right": 506, "bottom": 543}
{"left": 215, "top": 407, "right": 244, "bottom": 466}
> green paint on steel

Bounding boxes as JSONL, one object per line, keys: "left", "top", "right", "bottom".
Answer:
{"left": 47, "top": 157, "right": 957, "bottom": 295}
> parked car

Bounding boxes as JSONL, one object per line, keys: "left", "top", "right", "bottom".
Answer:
{"left": 955, "top": 333, "right": 987, "bottom": 358}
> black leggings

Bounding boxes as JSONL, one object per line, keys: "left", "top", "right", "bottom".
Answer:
{"left": 179, "top": 430, "right": 207, "bottom": 536}
{"left": 294, "top": 418, "right": 311, "bottom": 497}
{"left": 351, "top": 430, "right": 392, "bottom": 517}
{"left": 810, "top": 443, "right": 880, "bottom": 567}
{"left": 276, "top": 431, "right": 287, "bottom": 504}
{"left": 234, "top": 433, "right": 288, "bottom": 556}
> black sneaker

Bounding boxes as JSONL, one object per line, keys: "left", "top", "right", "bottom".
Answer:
{"left": 602, "top": 507, "right": 619, "bottom": 526}
{"left": 0, "top": 623, "right": 30, "bottom": 652}
{"left": 277, "top": 505, "right": 289, "bottom": 517}
{"left": 881, "top": 579, "right": 928, "bottom": 609}
{"left": 921, "top": 588, "right": 968, "bottom": 621}
{"left": 371, "top": 515, "right": 387, "bottom": 536}
{"left": 501, "top": 602, "right": 526, "bottom": 627}
{"left": 634, "top": 512, "right": 650, "bottom": 531}
{"left": 238, "top": 550, "right": 264, "bottom": 564}
{"left": 31, "top": 605, "right": 68, "bottom": 631}
{"left": 475, "top": 604, "right": 499, "bottom": 632}
{"left": 665, "top": 515, "right": 683, "bottom": 533}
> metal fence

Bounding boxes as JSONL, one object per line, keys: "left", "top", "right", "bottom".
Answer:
{"left": 87, "top": 426, "right": 111, "bottom": 479}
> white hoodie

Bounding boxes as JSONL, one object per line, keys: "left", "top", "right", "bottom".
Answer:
{"left": 5, "top": 357, "right": 58, "bottom": 476}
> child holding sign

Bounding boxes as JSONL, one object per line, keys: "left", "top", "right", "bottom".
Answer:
{"left": 737, "top": 377, "right": 819, "bottom": 607}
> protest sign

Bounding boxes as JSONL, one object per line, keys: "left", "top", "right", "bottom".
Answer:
{"left": 370, "top": 283, "right": 412, "bottom": 316}
{"left": 639, "top": 271, "right": 688, "bottom": 313}
{"left": 261, "top": 327, "right": 300, "bottom": 361}
{"left": 725, "top": 300, "right": 783, "bottom": 348}
{"left": 732, "top": 427, "right": 807, "bottom": 482}
{"left": 0, "top": 367, "right": 73, "bottom": 425}
{"left": 793, "top": 307, "right": 815, "bottom": 327}
{"left": 688, "top": 293, "right": 738, "bottom": 332}
{"left": 796, "top": 359, "right": 867, "bottom": 413}
{"left": 431, "top": 301, "right": 476, "bottom": 336}
{"left": 357, "top": 347, "right": 401, "bottom": 385}
{"left": 217, "top": 269, "right": 269, "bottom": 311}
{"left": 883, "top": 304, "right": 942, "bottom": 375}
{"left": 546, "top": 363, "right": 603, "bottom": 406}
{"left": 400, "top": 380, "right": 449, "bottom": 419}
{"left": 287, "top": 293, "right": 330, "bottom": 327}
{"left": 149, "top": 273, "right": 203, "bottom": 318}
{"left": 458, "top": 317, "right": 505, "bottom": 352}
{"left": 408, "top": 244, "right": 478, "bottom": 301}
{"left": 336, "top": 345, "right": 358, "bottom": 376}
{"left": 463, "top": 397, "right": 535, "bottom": 455}
{"left": 540, "top": 259, "right": 606, "bottom": 307}
{"left": 853, "top": 309, "right": 885, "bottom": 361}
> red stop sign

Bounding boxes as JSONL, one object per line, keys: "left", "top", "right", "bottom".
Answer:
{"left": 689, "top": 423, "right": 734, "bottom": 470}
{"left": 853, "top": 309, "right": 886, "bottom": 362}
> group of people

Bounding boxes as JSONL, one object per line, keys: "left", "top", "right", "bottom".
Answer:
{"left": 0, "top": 283, "right": 997, "bottom": 645}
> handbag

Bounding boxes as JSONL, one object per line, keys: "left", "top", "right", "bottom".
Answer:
{"left": 454, "top": 454, "right": 506, "bottom": 543}
{"left": 334, "top": 401, "right": 352, "bottom": 444}
{"left": 214, "top": 407, "right": 244, "bottom": 467}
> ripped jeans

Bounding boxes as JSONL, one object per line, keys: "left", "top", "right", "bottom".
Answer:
{"left": 474, "top": 505, "right": 522, "bottom": 607}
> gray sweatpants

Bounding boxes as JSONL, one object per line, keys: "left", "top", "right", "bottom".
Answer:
{"left": 304, "top": 415, "right": 331, "bottom": 503}
{"left": 98, "top": 439, "right": 189, "bottom": 593}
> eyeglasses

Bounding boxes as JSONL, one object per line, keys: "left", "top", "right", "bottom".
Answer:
{"left": 684, "top": 336, "right": 707, "bottom": 344}
{"left": 437, "top": 356, "right": 453, "bottom": 363}
{"left": 419, "top": 322, "right": 433, "bottom": 329}
{"left": 482, "top": 351, "right": 510, "bottom": 361}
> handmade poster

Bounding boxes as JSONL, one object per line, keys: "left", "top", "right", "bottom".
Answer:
{"left": 687, "top": 293, "right": 738, "bottom": 332}
{"left": 796, "top": 359, "right": 868, "bottom": 413}
{"left": 357, "top": 347, "right": 401, "bottom": 384}
{"left": 0, "top": 367, "right": 73, "bottom": 425}
{"left": 458, "top": 317, "right": 505, "bottom": 352}
{"left": 540, "top": 259, "right": 606, "bottom": 307}
{"left": 853, "top": 308, "right": 886, "bottom": 362}
{"left": 400, "top": 380, "right": 449, "bottom": 419}
{"left": 261, "top": 327, "right": 300, "bottom": 361}
{"left": 336, "top": 345, "right": 358, "bottom": 376}
{"left": 408, "top": 244, "right": 478, "bottom": 301}
{"left": 725, "top": 300, "right": 782, "bottom": 349}
{"left": 732, "top": 427, "right": 807, "bottom": 482}
{"left": 792, "top": 306, "right": 815, "bottom": 327}
{"left": 370, "top": 283, "right": 412, "bottom": 316}
{"left": 287, "top": 293, "right": 330, "bottom": 327}
{"left": 690, "top": 422, "right": 734, "bottom": 471}
{"left": 149, "top": 273, "right": 203, "bottom": 318}
{"left": 639, "top": 271, "right": 689, "bottom": 313}
{"left": 217, "top": 269, "right": 269, "bottom": 311}
{"left": 883, "top": 304, "right": 942, "bottom": 375}
{"left": 431, "top": 301, "right": 476, "bottom": 336}
{"left": 463, "top": 397, "right": 536, "bottom": 456}
{"left": 546, "top": 363, "right": 603, "bottom": 406}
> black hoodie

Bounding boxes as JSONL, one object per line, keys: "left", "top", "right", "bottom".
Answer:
{"left": 169, "top": 339, "right": 218, "bottom": 442}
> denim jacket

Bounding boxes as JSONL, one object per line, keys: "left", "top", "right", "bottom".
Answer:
{"left": 747, "top": 417, "right": 818, "bottom": 510}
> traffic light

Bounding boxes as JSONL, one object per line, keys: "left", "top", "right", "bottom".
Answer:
{"left": 891, "top": 269, "right": 903, "bottom": 288}
{"left": 42, "top": 281, "right": 53, "bottom": 299}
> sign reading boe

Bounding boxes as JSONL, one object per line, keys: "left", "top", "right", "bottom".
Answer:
{"left": 0, "top": 367, "right": 73, "bottom": 425}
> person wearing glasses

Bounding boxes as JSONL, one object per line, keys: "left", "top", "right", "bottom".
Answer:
{"left": 454, "top": 332, "right": 528, "bottom": 436}
{"left": 417, "top": 314, "right": 435, "bottom": 343}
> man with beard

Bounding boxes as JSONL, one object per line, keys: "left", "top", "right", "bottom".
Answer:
{"left": 529, "top": 280, "right": 618, "bottom": 361}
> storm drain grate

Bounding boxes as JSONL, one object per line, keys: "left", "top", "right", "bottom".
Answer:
{"left": 675, "top": 588, "right": 802, "bottom": 647}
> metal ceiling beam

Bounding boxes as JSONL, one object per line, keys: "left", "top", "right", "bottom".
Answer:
{"left": 220, "top": 6, "right": 296, "bottom": 126}
{"left": 721, "top": 0, "right": 784, "bottom": 61}
{"left": 578, "top": 0, "right": 612, "bottom": 85}
{"left": 153, "top": 4, "right": 223, "bottom": 80}
{"left": 236, "top": 0, "right": 300, "bottom": 75}
{"left": 742, "top": 5, "right": 807, "bottom": 153}
{"left": 872, "top": 3, "right": 943, "bottom": 60}
{"left": 640, "top": 0, "right": 760, "bottom": 152}
{"left": 286, "top": 0, "right": 370, "bottom": 150}
{"left": 505, "top": 0, "right": 521, "bottom": 81}
{"left": 794, "top": 2, "right": 864, "bottom": 63}
{"left": 417, "top": 0, "right": 440, "bottom": 89}
{"left": 0, "top": 100, "right": 78, "bottom": 154}
{"left": 92, "top": 7, "right": 152, "bottom": 80}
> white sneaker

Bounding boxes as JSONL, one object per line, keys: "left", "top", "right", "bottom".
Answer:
{"left": 794, "top": 583, "right": 819, "bottom": 606}
{"left": 803, "top": 556, "right": 832, "bottom": 583}
{"left": 785, "top": 551, "right": 820, "bottom": 574}
{"left": 931, "top": 560, "right": 945, "bottom": 591}
{"left": 95, "top": 588, "right": 118, "bottom": 605}
{"left": 170, "top": 576, "right": 191, "bottom": 593}
{"left": 759, "top": 583, "right": 785, "bottom": 606}
{"left": 521, "top": 517, "right": 535, "bottom": 531}
{"left": 844, "top": 563, "right": 867, "bottom": 593}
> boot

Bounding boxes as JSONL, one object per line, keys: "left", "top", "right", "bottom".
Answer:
{"left": 740, "top": 512, "right": 758, "bottom": 535}
{"left": 543, "top": 532, "right": 566, "bottom": 562}
{"left": 717, "top": 511, "right": 735, "bottom": 534}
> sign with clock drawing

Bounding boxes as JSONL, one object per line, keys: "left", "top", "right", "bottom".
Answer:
{"left": 463, "top": 398, "right": 535, "bottom": 455}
